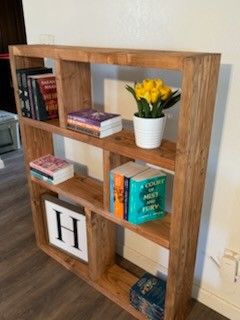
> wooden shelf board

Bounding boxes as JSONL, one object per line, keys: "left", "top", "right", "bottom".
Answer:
{"left": 31, "top": 175, "right": 170, "bottom": 249}
{"left": 22, "top": 117, "right": 176, "bottom": 172}
{"left": 10, "top": 44, "right": 217, "bottom": 71}
{"left": 40, "top": 243, "right": 146, "bottom": 319}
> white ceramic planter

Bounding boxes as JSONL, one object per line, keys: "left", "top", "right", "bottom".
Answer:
{"left": 133, "top": 115, "right": 166, "bottom": 149}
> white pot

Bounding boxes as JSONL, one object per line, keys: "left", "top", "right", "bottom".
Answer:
{"left": 133, "top": 115, "right": 166, "bottom": 149}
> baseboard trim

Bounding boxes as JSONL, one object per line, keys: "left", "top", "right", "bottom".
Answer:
{"left": 117, "top": 244, "right": 240, "bottom": 320}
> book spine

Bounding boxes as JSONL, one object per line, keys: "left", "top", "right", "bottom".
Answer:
{"left": 27, "top": 77, "right": 36, "bottom": 119}
{"left": 16, "top": 71, "right": 26, "bottom": 116}
{"left": 124, "top": 177, "right": 130, "bottom": 220}
{"left": 67, "top": 118, "right": 100, "bottom": 132}
{"left": 109, "top": 171, "right": 114, "bottom": 214}
{"left": 30, "top": 162, "right": 54, "bottom": 177}
{"left": 114, "top": 173, "right": 124, "bottom": 219}
{"left": 30, "top": 167, "right": 54, "bottom": 180}
{"left": 30, "top": 170, "right": 53, "bottom": 184}
{"left": 38, "top": 77, "right": 58, "bottom": 120}
{"left": 68, "top": 114, "right": 121, "bottom": 127}
{"left": 67, "top": 124, "right": 100, "bottom": 137}
{"left": 128, "top": 180, "right": 137, "bottom": 224}
{"left": 22, "top": 72, "right": 32, "bottom": 118}
{"left": 31, "top": 79, "right": 40, "bottom": 120}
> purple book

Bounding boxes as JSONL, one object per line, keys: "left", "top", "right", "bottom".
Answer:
{"left": 67, "top": 108, "right": 121, "bottom": 127}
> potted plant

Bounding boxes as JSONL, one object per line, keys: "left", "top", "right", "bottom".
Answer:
{"left": 126, "top": 79, "right": 181, "bottom": 149}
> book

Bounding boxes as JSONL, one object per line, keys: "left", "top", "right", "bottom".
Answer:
{"left": 67, "top": 109, "right": 121, "bottom": 127}
{"left": 30, "top": 169, "right": 73, "bottom": 185}
{"left": 67, "top": 118, "right": 122, "bottom": 132}
{"left": 29, "top": 74, "right": 58, "bottom": 120}
{"left": 128, "top": 168, "right": 166, "bottom": 224}
{"left": 109, "top": 161, "right": 147, "bottom": 218}
{"left": 29, "top": 154, "right": 73, "bottom": 179}
{"left": 16, "top": 67, "right": 52, "bottom": 118}
{"left": 67, "top": 123, "right": 122, "bottom": 138}
{"left": 130, "top": 273, "right": 166, "bottom": 320}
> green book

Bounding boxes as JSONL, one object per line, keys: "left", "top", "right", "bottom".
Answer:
{"left": 128, "top": 168, "right": 166, "bottom": 224}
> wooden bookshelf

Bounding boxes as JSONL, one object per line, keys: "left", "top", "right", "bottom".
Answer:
{"left": 9, "top": 44, "right": 220, "bottom": 320}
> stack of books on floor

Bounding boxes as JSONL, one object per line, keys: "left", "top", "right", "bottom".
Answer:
{"left": 67, "top": 108, "right": 122, "bottom": 138}
{"left": 130, "top": 273, "right": 166, "bottom": 320}
{"left": 30, "top": 154, "right": 74, "bottom": 185}
{"left": 16, "top": 67, "right": 58, "bottom": 120}
{"left": 110, "top": 161, "right": 166, "bottom": 224}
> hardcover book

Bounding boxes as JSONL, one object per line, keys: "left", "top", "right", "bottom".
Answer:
{"left": 128, "top": 168, "right": 166, "bottom": 224}
{"left": 29, "top": 154, "right": 73, "bottom": 179}
{"left": 29, "top": 74, "right": 58, "bottom": 120}
{"left": 67, "top": 123, "right": 122, "bottom": 138}
{"left": 68, "top": 108, "right": 121, "bottom": 127}
{"left": 130, "top": 273, "right": 166, "bottom": 320}
{"left": 109, "top": 161, "right": 147, "bottom": 218}
{"left": 16, "top": 67, "right": 52, "bottom": 118}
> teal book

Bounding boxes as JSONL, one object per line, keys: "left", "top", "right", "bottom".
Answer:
{"left": 128, "top": 168, "right": 166, "bottom": 224}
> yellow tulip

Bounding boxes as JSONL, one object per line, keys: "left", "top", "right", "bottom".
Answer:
{"left": 135, "top": 83, "right": 145, "bottom": 100}
{"left": 143, "top": 79, "right": 154, "bottom": 91}
{"left": 150, "top": 87, "right": 160, "bottom": 103}
{"left": 160, "top": 86, "right": 172, "bottom": 100}
{"left": 154, "top": 79, "right": 164, "bottom": 89}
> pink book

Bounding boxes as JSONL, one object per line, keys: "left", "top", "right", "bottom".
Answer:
{"left": 29, "top": 154, "right": 72, "bottom": 177}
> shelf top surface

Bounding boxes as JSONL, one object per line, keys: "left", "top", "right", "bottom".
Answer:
{"left": 10, "top": 44, "right": 220, "bottom": 71}
{"left": 22, "top": 117, "right": 176, "bottom": 172}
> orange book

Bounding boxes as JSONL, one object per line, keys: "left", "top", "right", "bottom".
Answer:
{"left": 114, "top": 173, "right": 124, "bottom": 218}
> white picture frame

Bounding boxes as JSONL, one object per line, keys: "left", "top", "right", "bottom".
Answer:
{"left": 43, "top": 194, "right": 88, "bottom": 262}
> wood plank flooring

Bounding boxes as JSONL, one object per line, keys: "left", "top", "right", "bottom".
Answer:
{"left": 0, "top": 150, "right": 229, "bottom": 320}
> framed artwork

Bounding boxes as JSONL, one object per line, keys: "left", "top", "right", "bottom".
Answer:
{"left": 42, "top": 194, "right": 88, "bottom": 262}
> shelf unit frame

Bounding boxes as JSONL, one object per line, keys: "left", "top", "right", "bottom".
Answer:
{"left": 9, "top": 44, "right": 220, "bottom": 320}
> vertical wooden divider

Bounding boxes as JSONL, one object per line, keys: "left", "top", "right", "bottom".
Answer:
{"left": 85, "top": 208, "right": 116, "bottom": 281}
{"left": 55, "top": 59, "right": 92, "bottom": 128}
{"left": 165, "top": 54, "right": 220, "bottom": 320}
{"left": 22, "top": 124, "right": 54, "bottom": 247}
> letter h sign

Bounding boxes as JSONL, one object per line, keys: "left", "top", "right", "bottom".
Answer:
{"left": 43, "top": 195, "right": 88, "bottom": 262}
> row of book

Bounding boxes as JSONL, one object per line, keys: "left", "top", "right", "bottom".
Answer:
{"left": 110, "top": 161, "right": 166, "bottom": 224}
{"left": 67, "top": 108, "right": 122, "bottom": 138}
{"left": 17, "top": 67, "right": 58, "bottom": 120}
{"left": 30, "top": 154, "right": 73, "bottom": 185}
{"left": 130, "top": 273, "right": 166, "bottom": 320}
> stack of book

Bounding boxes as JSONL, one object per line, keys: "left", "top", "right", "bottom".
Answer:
{"left": 110, "top": 161, "right": 166, "bottom": 224}
{"left": 30, "top": 154, "right": 74, "bottom": 185}
{"left": 16, "top": 67, "right": 58, "bottom": 120}
{"left": 130, "top": 273, "right": 166, "bottom": 320}
{"left": 67, "top": 108, "right": 122, "bottom": 138}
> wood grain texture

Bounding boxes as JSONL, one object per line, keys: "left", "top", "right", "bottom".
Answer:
{"left": 10, "top": 44, "right": 216, "bottom": 71}
{"left": 8, "top": 48, "right": 44, "bottom": 117}
{"left": 9, "top": 45, "right": 221, "bottom": 320}
{"left": 86, "top": 209, "right": 116, "bottom": 281}
{"left": 165, "top": 55, "right": 221, "bottom": 320}
{"left": 55, "top": 59, "right": 91, "bottom": 127}
{"left": 21, "top": 125, "right": 54, "bottom": 247}
{"left": 31, "top": 175, "right": 171, "bottom": 248}
{"left": 21, "top": 117, "right": 176, "bottom": 171}
{"left": 0, "top": 151, "right": 228, "bottom": 320}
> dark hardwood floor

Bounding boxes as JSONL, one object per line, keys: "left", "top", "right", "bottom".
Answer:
{"left": 0, "top": 150, "right": 228, "bottom": 320}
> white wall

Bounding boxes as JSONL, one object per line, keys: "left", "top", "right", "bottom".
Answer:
{"left": 22, "top": 1, "right": 240, "bottom": 319}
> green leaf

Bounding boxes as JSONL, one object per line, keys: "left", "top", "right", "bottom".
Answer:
{"left": 162, "top": 90, "right": 181, "bottom": 110}
{"left": 140, "top": 98, "right": 151, "bottom": 117}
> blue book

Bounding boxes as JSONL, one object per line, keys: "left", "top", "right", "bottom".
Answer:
{"left": 128, "top": 168, "right": 166, "bottom": 224}
{"left": 109, "top": 161, "right": 147, "bottom": 216}
{"left": 130, "top": 273, "right": 166, "bottom": 320}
